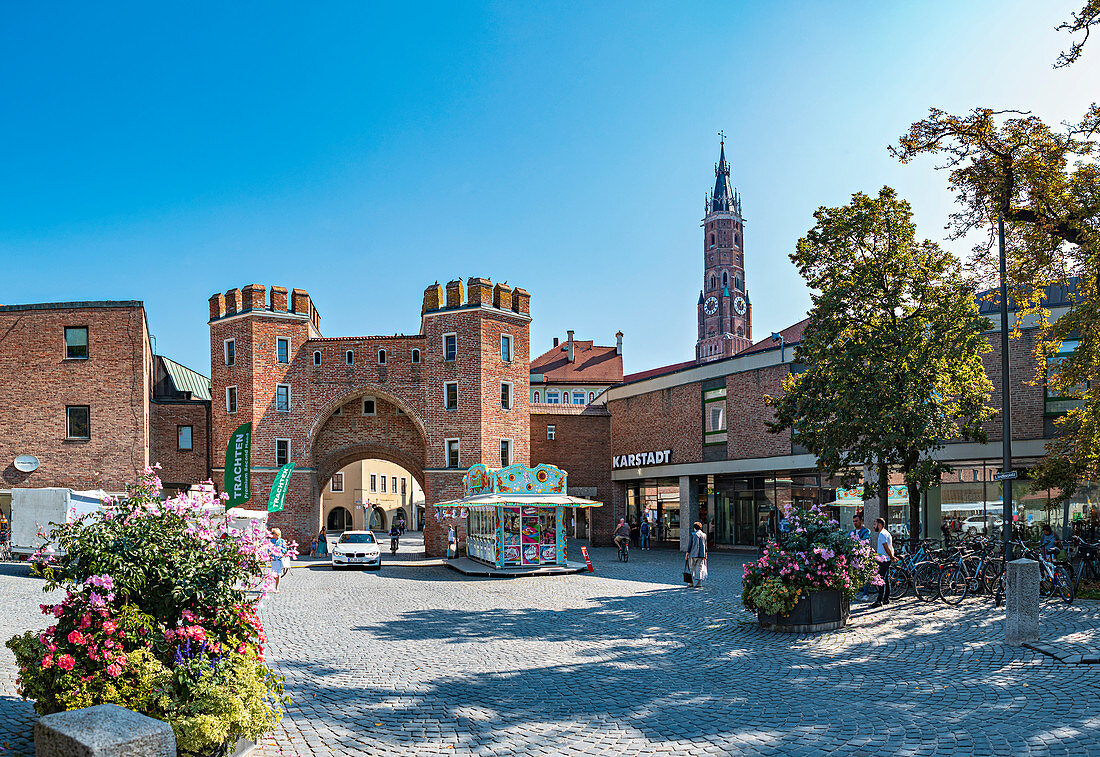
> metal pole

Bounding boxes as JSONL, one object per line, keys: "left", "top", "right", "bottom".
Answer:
{"left": 998, "top": 213, "right": 1014, "bottom": 562}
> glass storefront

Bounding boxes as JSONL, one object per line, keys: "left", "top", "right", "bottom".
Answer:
{"left": 626, "top": 479, "right": 680, "bottom": 544}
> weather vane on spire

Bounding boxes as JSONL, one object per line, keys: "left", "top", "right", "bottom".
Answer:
{"left": 718, "top": 130, "right": 726, "bottom": 146}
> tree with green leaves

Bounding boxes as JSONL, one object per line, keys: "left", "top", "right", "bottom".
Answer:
{"left": 892, "top": 106, "right": 1100, "bottom": 505}
{"left": 766, "top": 187, "right": 995, "bottom": 544}
{"left": 1056, "top": 0, "right": 1099, "bottom": 67}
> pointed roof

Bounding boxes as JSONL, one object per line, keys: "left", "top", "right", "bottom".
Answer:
{"left": 708, "top": 137, "right": 741, "bottom": 216}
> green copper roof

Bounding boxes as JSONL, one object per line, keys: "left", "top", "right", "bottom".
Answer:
{"left": 159, "top": 355, "right": 211, "bottom": 401}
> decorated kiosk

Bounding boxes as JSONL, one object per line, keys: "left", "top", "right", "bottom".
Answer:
{"left": 440, "top": 463, "right": 601, "bottom": 573}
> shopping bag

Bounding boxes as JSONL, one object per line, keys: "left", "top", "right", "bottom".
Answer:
{"left": 683, "top": 559, "right": 693, "bottom": 584}
{"left": 698, "top": 561, "right": 708, "bottom": 582}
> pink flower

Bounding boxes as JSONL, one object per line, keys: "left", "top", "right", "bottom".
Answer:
{"left": 106, "top": 663, "right": 123, "bottom": 677}
{"left": 57, "top": 654, "right": 75, "bottom": 671}
{"left": 67, "top": 631, "right": 85, "bottom": 646}
{"left": 101, "top": 620, "right": 117, "bottom": 635}
{"left": 41, "top": 654, "right": 54, "bottom": 668}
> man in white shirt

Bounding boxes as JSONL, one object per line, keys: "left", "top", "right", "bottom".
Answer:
{"left": 871, "top": 517, "right": 895, "bottom": 608}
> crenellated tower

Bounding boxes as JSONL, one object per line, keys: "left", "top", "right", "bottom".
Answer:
{"left": 696, "top": 136, "right": 751, "bottom": 363}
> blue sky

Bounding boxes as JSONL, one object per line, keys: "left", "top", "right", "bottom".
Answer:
{"left": 2, "top": 1, "right": 1097, "bottom": 375}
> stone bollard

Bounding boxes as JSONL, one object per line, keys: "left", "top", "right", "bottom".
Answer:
{"left": 1005, "top": 557, "right": 1040, "bottom": 646}
{"left": 35, "top": 703, "right": 176, "bottom": 756}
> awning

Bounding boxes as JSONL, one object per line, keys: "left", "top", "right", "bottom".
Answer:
{"left": 436, "top": 493, "right": 603, "bottom": 509}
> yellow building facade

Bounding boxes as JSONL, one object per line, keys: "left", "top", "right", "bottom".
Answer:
{"left": 321, "top": 459, "right": 424, "bottom": 533}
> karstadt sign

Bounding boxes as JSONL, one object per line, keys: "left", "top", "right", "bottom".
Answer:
{"left": 612, "top": 450, "right": 671, "bottom": 469}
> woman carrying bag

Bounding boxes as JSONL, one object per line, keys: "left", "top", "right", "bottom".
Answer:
{"left": 684, "top": 521, "right": 708, "bottom": 588}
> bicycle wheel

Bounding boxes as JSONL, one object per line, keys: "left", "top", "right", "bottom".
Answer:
{"left": 1053, "top": 564, "right": 1075, "bottom": 605}
{"left": 981, "top": 562, "right": 1003, "bottom": 597}
{"left": 913, "top": 563, "right": 940, "bottom": 602}
{"left": 938, "top": 565, "right": 969, "bottom": 605}
{"left": 889, "top": 565, "right": 911, "bottom": 600}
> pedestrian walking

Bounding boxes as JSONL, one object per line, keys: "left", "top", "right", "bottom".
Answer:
{"left": 940, "top": 516, "right": 951, "bottom": 546}
{"left": 870, "top": 517, "right": 894, "bottom": 608}
{"left": 448, "top": 524, "right": 457, "bottom": 559}
{"left": 269, "top": 529, "right": 287, "bottom": 594}
{"left": 315, "top": 528, "right": 328, "bottom": 557}
{"left": 685, "top": 521, "right": 708, "bottom": 588}
{"left": 630, "top": 518, "right": 640, "bottom": 548}
{"left": 640, "top": 519, "right": 651, "bottom": 550}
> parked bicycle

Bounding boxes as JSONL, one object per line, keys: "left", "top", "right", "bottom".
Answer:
{"left": 1069, "top": 535, "right": 1100, "bottom": 594}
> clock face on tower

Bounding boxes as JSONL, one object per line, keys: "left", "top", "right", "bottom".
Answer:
{"left": 703, "top": 296, "right": 719, "bottom": 315}
{"left": 733, "top": 296, "right": 747, "bottom": 316}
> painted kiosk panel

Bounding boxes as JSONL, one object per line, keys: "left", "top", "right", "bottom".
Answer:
{"left": 443, "top": 464, "right": 601, "bottom": 571}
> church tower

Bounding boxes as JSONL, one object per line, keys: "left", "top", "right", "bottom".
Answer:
{"left": 696, "top": 136, "right": 751, "bottom": 363}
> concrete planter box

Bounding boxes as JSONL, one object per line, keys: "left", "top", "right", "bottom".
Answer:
{"left": 757, "top": 589, "right": 849, "bottom": 632}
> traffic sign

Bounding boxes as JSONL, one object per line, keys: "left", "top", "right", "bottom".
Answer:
{"left": 993, "top": 471, "right": 1018, "bottom": 481}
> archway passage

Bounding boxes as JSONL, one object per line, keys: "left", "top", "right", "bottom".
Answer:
{"left": 327, "top": 507, "right": 353, "bottom": 532}
{"left": 320, "top": 457, "right": 425, "bottom": 535}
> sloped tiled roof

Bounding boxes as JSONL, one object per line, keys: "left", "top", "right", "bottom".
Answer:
{"left": 622, "top": 359, "right": 696, "bottom": 383}
{"left": 738, "top": 318, "right": 810, "bottom": 356}
{"left": 531, "top": 340, "right": 623, "bottom": 384}
{"left": 159, "top": 356, "right": 211, "bottom": 401}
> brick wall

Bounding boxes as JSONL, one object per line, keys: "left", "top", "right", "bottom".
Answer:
{"left": 726, "top": 363, "right": 792, "bottom": 459}
{"left": 0, "top": 303, "right": 150, "bottom": 491}
{"left": 150, "top": 402, "right": 209, "bottom": 487}
{"left": 980, "top": 329, "right": 1045, "bottom": 441}
{"left": 609, "top": 383, "right": 702, "bottom": 465}
{"left": 530, "top": 406, "right": 612, "bottom": 542}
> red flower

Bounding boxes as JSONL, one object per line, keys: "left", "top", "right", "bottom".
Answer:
{"left": 57, "top": 655, "right": 75, "bottom": 671}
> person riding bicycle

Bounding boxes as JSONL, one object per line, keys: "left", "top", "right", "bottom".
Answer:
{"left": 613, "top": 518, "right": 631, "bottom": 555}
{"left": 1040, "top": 524, "right": 1060, "bottom": 562}
{"left": 389, "top": 523, "right": 401, "bottom": 553}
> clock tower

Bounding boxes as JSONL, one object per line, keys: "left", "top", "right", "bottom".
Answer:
{"left": 696, "top": 136, "right": 751, "bottom": 363}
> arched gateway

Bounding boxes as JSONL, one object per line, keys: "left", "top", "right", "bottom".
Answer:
{"left": 208, "top": 278, "right": 531, "bottom": 556}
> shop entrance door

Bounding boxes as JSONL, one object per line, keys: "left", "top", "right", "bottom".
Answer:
{"left": 735, "top": 496, "right": 755, "bottom": 545}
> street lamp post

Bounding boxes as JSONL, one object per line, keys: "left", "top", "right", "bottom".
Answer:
{"left": 998, "top": 213, "right": 1014, "bottom": 562}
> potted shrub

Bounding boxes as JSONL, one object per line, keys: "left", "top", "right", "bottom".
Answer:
{"left": 7, "top": 466, "right": 293, "bottom": 756}
{"left": 742, "top": 503, "right": 880, "bottom": 632}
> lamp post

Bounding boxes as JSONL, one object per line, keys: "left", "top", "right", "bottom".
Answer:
{"left": 998, "top": 213, "right": 1014, "bottom": 562}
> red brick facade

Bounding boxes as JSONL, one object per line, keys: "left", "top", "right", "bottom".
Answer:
{"left": 0, "top": 302, "right": 152, "bottom": 491}
{"left": 609, "top": 384, "right": 703, "bottom": 466}
{"left": 208, "top": 278, "right": 531, "bottom": 555}
{"left": 530, "top": 405, "right": 613, "bottom": 542}
{"left": 726, "top": 363, "right": 791, "bottom": 459}
{"left": 150, "top": 401, "right": 209, "bottom": 489}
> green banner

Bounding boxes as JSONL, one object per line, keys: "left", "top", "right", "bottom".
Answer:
{"left": 268, "top": 463, "right": 295, "bottom": 513}
{"left": 224, "top": 422, "right": 252, "bottom": 507}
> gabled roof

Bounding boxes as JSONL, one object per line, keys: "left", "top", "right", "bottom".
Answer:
{"left": 158, "top": 355, "right": 211, "bottom": 401}
{"left": 531, "top": 340, "right": 623, "bottom": 384}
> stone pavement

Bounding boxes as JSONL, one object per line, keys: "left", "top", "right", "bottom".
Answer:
{"left": 3, "top": 539, "right": 1100, "bottom": 756}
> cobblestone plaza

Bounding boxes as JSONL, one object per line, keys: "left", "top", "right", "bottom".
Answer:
{"left": 3, "top": 541, "right": 1099, "bottom": 757}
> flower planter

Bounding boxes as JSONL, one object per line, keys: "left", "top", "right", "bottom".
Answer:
{"left": 757, "top": 589, "right": 849, "bottom": 632}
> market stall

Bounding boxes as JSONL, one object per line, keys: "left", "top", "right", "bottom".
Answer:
{"left": 439, "top": 463, "right": 601, "bottom": 571}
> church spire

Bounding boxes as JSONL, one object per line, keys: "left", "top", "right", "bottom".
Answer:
{"left": 708, "top": 132, "right": 740, "bottom": 215}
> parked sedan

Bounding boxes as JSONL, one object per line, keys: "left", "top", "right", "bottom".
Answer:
{"left": 331, "top": 531, "right": 382, "bottom": 570}
{"left": 962, "top": 515, "right": 1003, "bottom": 535}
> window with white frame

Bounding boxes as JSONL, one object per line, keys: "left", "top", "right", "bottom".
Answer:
{"left": 226, "top": 386, "right": 237, "bottom": 414}
{"left": 224, "top": 339, "right": 236, "bottom": 367}
{"left": 313, "top": 350, "right": 321, "bottom": 365}
{"left": 378, "top": 348, "right": 387, "bottom": 364}
{"left": 401, "top": 478, "right": 407, "bottom": 497}
{"left": 66, "top": 406, "right": 90, "bottom": 439}
{"left": 331, "top": 472, "right": 344, "bottom": 492}
{"left": 443, "top": 333, "right": 457, "bottom": 362}
{"left": 546, "top": 424, "right": 556, "bottom": 441}
{"left": 546, "top": 390, "right": 560, "bottom": 404}
{"left": 703, "top": 386, "right": 727, "bottom": 446}
{"left": 276, "top": 384, "right": 290, "bottom": 412}
{"left": 411, "top": 348, "right": 421, "bottom": 364}
{"left": 501, "top": 382, "right": 512, "bottom": 410}
{"left": 391, "top": 476, "right": 397, "bottom": 493}
{"left": 275, "top": 438, "right": 290, "bottom": 467}
{"left": 346, "top": 350, "right": 354, "bottom": 365}
{"left": 381, "top": 476, "right": 387, "bottom": 492}
{"left": 561, "top": 392, "right": 571, "bottom": 405}
{"left": 444, "top": 381, "right": 458, "bottom": 410}
{"left": 362, "top": 397, "right": 376, "bottom": 415}
{"left": 499, "top": 439, "right": 512, "bottom": 467}
{"left": 534, "top": 390, "right": 541, "bottom": 403}
{"left": 445, "top": 438, "right": 460, "bottom": 468}
{"left": 277, "top": 337, "right": 289, "bottom": 364}
{"left": 572, "top": 391, "right": 586, "bottom": 405}
{"left": 370, "top": 474, "right": 377, "bottom": 492}
{"left": 500, "top": 334, "right": 512, "bottom": 362}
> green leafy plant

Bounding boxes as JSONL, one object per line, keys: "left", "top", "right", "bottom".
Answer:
{"left": 6, "top": 466, "right": 291, "bottom": 756}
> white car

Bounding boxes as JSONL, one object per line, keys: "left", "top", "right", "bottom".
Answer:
{"left": 330, "top": 531, "right": 382, "bottom": 570}
{"left": 961, "top": 515, "right": 1003, "bottom": 535}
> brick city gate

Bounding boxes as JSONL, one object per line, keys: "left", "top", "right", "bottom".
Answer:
{"left": 208, "top": 277, "right": 531, "bottom": 556}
